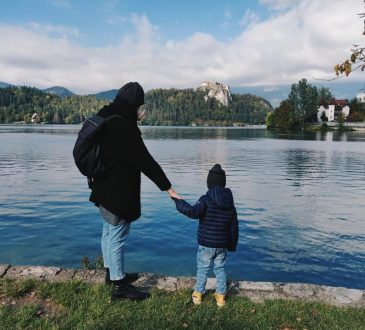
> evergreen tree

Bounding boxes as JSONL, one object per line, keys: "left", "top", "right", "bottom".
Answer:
{"left": 288, "top": 79, "right": 319, "bottom": 130}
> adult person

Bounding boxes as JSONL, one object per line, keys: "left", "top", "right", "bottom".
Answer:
{"left": 89, "top": 82, "right": 179, "bottom": 301}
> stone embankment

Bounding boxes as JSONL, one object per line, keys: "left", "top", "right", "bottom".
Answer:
{"left": 1, "top": 264, "right": 364, "bottom": 308}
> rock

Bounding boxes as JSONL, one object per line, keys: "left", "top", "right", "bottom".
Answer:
{"left": 320, "top": 286, "right": 365, "bottom": 307}
{"left": 176, "top": 276, "right": 196, "bottom": 290}
{"left": 282, "top": 283, "right": 318, "bottom": 298}
{"left": 4, "top": 266, "right": 61, "bottom": 281}
{"left": 0, "top": 264, "right": 10, "bottom": 277}
{"left": 52, "top": 268, "right": 76, "bottom": 282}
{"left": 198, "top": 82, "right": 232, "bottom": 106}
{"left": 133, "top": 273, "right": 158, "bottom": 291}
{"left": 237, "top": 281, "right": 283, "bottom": 302}
{"left": 237, "top": 289, "right": 285, "bottom": 302}
{"left": 239, "top": 281, "right": 276, "bottom": 292}
{"left": 73, "top": 269, "right": 105, "bottom": 284}
{"left": 156, "top": 276, "right": 177, "bottom": 291}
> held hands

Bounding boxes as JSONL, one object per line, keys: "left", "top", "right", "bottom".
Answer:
{"left": 137, "top": 109, "right": 146, "bottom": 121}
{"left": 167, "top": 187, "right": 181, "bottom": 200}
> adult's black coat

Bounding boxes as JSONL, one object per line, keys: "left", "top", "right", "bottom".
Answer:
{"left": 89, "top": 103, "right": 171, "bottom": 222}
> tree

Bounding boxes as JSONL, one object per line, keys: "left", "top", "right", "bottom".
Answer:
{"left": 266, "top": 100, "right": 296, "bottom": 130}
{"left": 53, "top": 111, "right": 62, "bottom": 124}
{"left": 348, "top": 97, "right": 365, "bottom": 121}
{"left": 288, "top": 79, "right": 319, "bottom": 130}
{"left": 318, "top": 87, "right": 333, "bottom": 104}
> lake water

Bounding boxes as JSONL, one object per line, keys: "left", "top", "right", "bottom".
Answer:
{"left": 0, "top": 124, "right": 364, "bottom": 289}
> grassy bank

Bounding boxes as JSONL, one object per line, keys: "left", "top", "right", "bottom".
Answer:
{"left": 1, "top": 278, "right": 364, "bottom": 330}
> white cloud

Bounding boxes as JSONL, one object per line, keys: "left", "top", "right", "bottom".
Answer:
{"left": 106, "top": 15, "right": 127, "bottom": 26}
{"left": 239, "top": 9, "right": 260, "bottom": 28}
{"left": 0, "top": 0, "right": 364, "bottom": 94}
{"left": 52, "top": 0, "right": 71, "bottom": 9}
{"left": 224, "top": 9, "right": 232, "bottom": 20}
{"left": 28, "top": 22, "right": 80, "bottom": 38}
{"left": 130, "top": 13, "right": 158, "bottom": 38}
{"left": 258, "top": 0, "right": 301, "bottom": 11}
{"left": 222, "top": 9, "right": 233, "bottom": 29}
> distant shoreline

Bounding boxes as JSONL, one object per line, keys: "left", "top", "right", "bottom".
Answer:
{"left": 0, "top": 123, "right": 268, "bottom": 129}
{"left": 3, "top": 123, "right": 365, "bottom": 131}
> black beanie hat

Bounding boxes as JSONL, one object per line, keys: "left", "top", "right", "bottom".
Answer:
{"left": 115, "top": 82, "right": 144, "bottom": 105}
{"left": 207, "top": 164, "right": 226, "bottom": 189}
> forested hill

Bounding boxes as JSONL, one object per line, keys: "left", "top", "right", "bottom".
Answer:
{"left": 0, "top": 86, "right": 108, "bottom": 124}
{"left": 141, "top": 88, "right": 272, "bottom": 126}
{"left": 0, "top": 86, "right": 272, "bottom": 125}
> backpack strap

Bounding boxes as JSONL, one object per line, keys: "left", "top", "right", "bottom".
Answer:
{"left": 86, "top": 114, "right": 122, "bottom": 127}
{"left": 104, "top": 114, "right": 123, "bottom": 122}
{"left": 86, "top": 113, "right": 122, "bottom": 188}
{"left": 86, "top": 115, "right": 104, "bottom": 126}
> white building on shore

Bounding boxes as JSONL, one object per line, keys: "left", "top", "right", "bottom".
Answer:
{"left": 356, "top": 91, "right": 365, "bottom": 103}
{"left": 317, "top": 100, "right": 350, "bottom": 122}
{"left": 31, "top": 113, "right": 40, "bottom": 123}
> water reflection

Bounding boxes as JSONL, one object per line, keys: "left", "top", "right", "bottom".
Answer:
{"left": 2, "top": 124, "right": 365, "bottom": 142}
{"left": 140, "top": 126, "right": 276, "bottom": 140}
{"left": 285, "top": 149, "right": 320, "bottom": 184}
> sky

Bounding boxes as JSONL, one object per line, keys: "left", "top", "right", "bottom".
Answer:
{"left": 0, "top": 0, "right": 364, "bottom": 94}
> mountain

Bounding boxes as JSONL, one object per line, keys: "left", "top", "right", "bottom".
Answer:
{"left": 141, "top": 87, "right": 272, "bottom": 126}
{"left": 0, "top": 85, "right": 271, "bottom": 125}
{"left": 2, "top": 79, "right": 363, "bottom": 108}
{"left": 91, "top": 89, "right": 118, "bottom": 101}
{"left": 42, "top": 86, "right": 75, "bottom": 98}
{"left": 232, "top": 81, "right": 365, "bottom": 108}
{"left": 0, "top": 82, "right": 13, "bottom": 88}
{"left": 0, "top": 85, "right": 108, "bottom": 124}
{"left": 0, "top": 82, "right": 75, "bottom": 98}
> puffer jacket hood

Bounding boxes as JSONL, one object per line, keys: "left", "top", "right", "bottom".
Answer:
{"left": 206, "top": 186, "right": 234, "bottom": 210}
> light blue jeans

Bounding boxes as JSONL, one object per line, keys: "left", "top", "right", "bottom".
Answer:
{"left": 195, "top": 245, "right": 227, "bottom": 294}
{"left": 99, "top": 206, "right": 130, "bottom": 281}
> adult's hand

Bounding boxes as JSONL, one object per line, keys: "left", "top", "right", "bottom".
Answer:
{"left": 167, "top": 187, "right": 181, "bottom": 200}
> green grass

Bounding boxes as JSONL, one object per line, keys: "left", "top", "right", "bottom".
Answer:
{"left": 0, "top": 278, "right": 364, "bottom": 330}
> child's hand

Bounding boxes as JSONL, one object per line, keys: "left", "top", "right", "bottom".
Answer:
{"left": 137, "top": 109, "right": 146, "bottom": 121}
{"left": 167, "top": 187, "right": 181, "bottom": 200}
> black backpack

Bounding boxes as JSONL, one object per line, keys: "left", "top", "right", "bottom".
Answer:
{"left": 73, "top": 114, "right": 121, "bottom": 188}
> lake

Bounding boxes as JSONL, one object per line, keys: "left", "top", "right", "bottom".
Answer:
{"left": 0, "top": 124, "right": 364, "bottom": 289}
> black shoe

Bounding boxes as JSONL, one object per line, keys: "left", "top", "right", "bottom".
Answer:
{"left": 111, "top": 280, "right": 150, "bottom": 301}
{"left": 124, "top": 273, "right": 140, "bottom": 283}
{"left": 105, "top": 268, "right": 140, "bottom": 285}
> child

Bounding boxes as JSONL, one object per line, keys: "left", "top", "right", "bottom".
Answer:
{"left": 172, "top": 164, "right": 239, "bottom": 307}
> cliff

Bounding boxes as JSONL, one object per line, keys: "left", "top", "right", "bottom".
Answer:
{"left": 198, "top": 81, "right": 232, "bottom": 106}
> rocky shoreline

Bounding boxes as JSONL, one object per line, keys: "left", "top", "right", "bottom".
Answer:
{"left": 1, "top": 264, "right": 364, "bottom": 308}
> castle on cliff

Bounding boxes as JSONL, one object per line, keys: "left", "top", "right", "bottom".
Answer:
{"left": 197, "top": 81, "right": 232, "bottom": 106}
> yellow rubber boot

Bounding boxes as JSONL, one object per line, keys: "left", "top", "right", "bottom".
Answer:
{"left": 192, "top": 291, "right": 203, "bottom": 305}
{"left": 214, "top": 293, "right": 226, "bottom": 307}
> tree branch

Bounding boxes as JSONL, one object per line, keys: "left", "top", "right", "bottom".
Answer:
{"left": 314, "top": 64, "right": 363, "bottom": 81}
